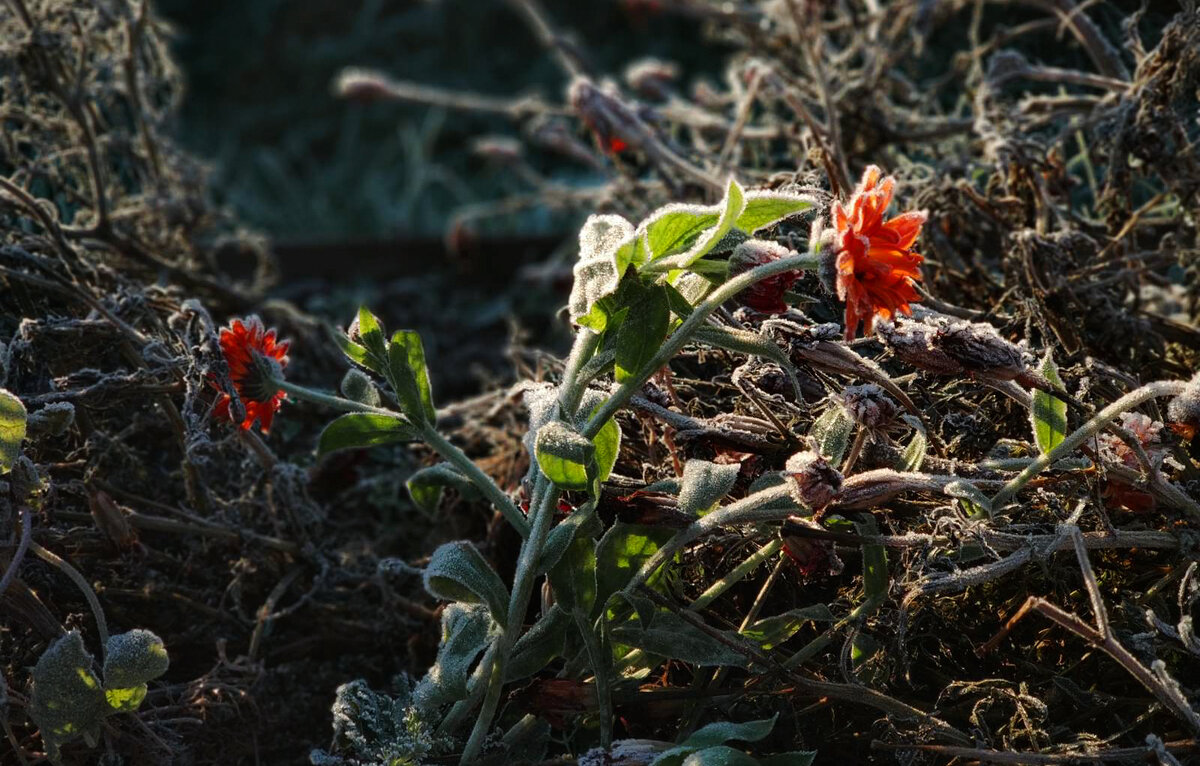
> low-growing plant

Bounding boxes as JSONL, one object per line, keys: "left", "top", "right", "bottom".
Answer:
{"left": 211, "top": 169, "right": 1200, "bottom": 763}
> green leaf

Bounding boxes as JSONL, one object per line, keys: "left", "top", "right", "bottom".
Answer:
{"left": 680, "top": 746, "right": 761, "bottom": 766}
{"left": 614, "top": 283, "right": 670, "bottom": 383}
{"left": 318, "top": 413, "right": 418, "bottom": 455}
{"left": 944, "top": 479, "right": 993, "bottom": 519}
{"left": 642, "top": 205, "right": 722, "bottom": 261}
{"left": 647, "top": 179, "right": 747, "bottom": 271}
{"left": 735, "top": 191, "right": 817, "bottom": 233}
{"left": 653, "top": 715, "right": 778, "bottom": 766}
{"left": 103, "top": 630, "right": 169, "bottom": 689}
{"left": 743, "top": 605, "right": 835, "bottom": 651}
{"left": 29, "top": 631, "right": 106, "bottom": 762}
{"left": 809, "top": 407, "right": 855, "bottom": 465}
{"left": 1031, "top": 352, "right": 1068, "bottom": 455}
{"left": 611, "top": 611, "right": 748, "bottom": 668}
{"left": 388, "top": 330, "right": 437, "bottom": 425}
{"left": 855, "top": 516, "right": 889, "bottom": 606}
{"left": 569, "top": 214, "right": 637, "bottom": 326}
{"left": 535, "top": 421, "right": 595, "bottom": 490}
{"left": 415, "top": 603, "right": 491, "bottom": 707}
{"left": 678, "top": 460, "right": 741, "bottom": 516}
{"left": 592, "top": 412, "right": 622, "bottom": 485}
{"left": 537, "top": 500, "right": 599, "bottom": 574}
{"left": 898, "top": 414, "right": 926, "bottom": 472}
{"left": 549, "top": 536, "right": 597, "bottom": 613}
{"left": 354, "top": 306, "right": 390, "bottom": 374}
{"left": 104, "top": 685, "right": 148, "bottom": 713}
{"left": 423, "top": 541, "right": 509, "bottom": 622}
{"left": 0, "top": 388, "right": 26, "bottom": 474}
{"left": 594, "top": 523, "right": 675, "bottom": 618}
{"left": 507, "top": 606, "right": 570, "bottom": 681}
{"left": 406, "top": 463, "right": 482, "bottom": 511}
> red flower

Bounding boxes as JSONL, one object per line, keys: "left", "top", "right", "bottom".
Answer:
{"left": 213, "top": 317, "right": 289, "bottom": 434}
{"left": 729, "top": 240, "right": 799, "bottom": 314}
{"left": 833, "top": 166, "right": 927, "bottom": 340}
{"left": 1099, "top": 413, "right": 1164, "bottom": 512}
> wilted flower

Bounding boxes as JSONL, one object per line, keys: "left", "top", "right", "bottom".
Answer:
{"left": 213, "top": 316, "right": 288, "bottom": 434}
{"left": 840, "top": 383, "right": 899, "bottom": 431}
{"left": 729, "top": 240, "right": 800, "bottom": 314}
{"left": 1099, "top": 412, "right": 1166, "bottom": 512}
{"left": 780, "top": 516, "right": 844, "bottom": 578}
{"left": 785, "top": 450, "right": 843, "bottom": 511}
{"left": 876, "top": 314, "right": 1041, "bottom": 387}
{"left": 1167, "top": 372, "right": 1200, "bottom": 441}
{"left": 832, "top": 166, "right": 927, "bottom": 340}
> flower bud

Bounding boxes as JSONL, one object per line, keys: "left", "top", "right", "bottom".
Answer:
{"left": 780, "top": 516, "right": 844, "bottom": 577}
{"left": 340, "top": 368, "right": 381, "bottom": 407}
{"left": 784, "top": 450, "right": 843, "bottom": 511}
{"left": 729, "top": 240, "right": 800, "bottom": 315}
{"left": 840, "top": 383, "right": 898, "bottom": 431}
{"left": 1167, "top": 372, "right": 1200, "bottom": 441}
{"left": 624, "top": 58, "right": 679, "bottom": 101}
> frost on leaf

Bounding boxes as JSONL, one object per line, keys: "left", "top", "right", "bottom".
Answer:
{"left": 310, "top": 678, "right": 447, "bottom": 766}
{"left": 104, "top": 629, "right": 170, "bottom": 689}
{"left": 568, "top": 214, "right": 636, "bottom": 330}
{"left": 29, "top": 631, "right": 106, "bottom": 764}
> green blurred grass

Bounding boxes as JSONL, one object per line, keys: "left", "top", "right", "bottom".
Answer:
{"left": 158, "top": 0, "right": 722, "bottom": 240}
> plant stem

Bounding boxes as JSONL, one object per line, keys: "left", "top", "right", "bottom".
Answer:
{"left": 622, "top": 485, "right": 796, "bottom": 598}
{"left": 990, "top": 380, "right": 1187, "bottom": 508}
{"left": 420, "top": 423, "right": 531, "bottom": 537}
{"left": 582, "top": 251, "right": 819, "bottom": 440}
{"left": 30, "top": 540, "right": 110, "bottom": 654}
{"left": 574, "top": 610, "right": 613, "bottom": 748}
{"left": 277, "top": 378, "right": 530, "bottom": 537}
{"left": 460, "top": 475, "right": 560, "bottom": 762}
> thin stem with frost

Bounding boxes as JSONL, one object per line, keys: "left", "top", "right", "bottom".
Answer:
{"left": 990, "top": 380, "right": 1188, "bottom": 508}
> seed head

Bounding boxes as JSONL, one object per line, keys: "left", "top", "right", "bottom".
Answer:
{"left": 784, "top": 450, "right": 843, "bottom": 511}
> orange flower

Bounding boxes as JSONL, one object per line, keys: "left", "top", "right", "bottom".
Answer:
{"left": 832, "top": 166, "right": 927, "bottom": 340}
{"left": 213, "top": 317, "right": 289, "bottom": 434}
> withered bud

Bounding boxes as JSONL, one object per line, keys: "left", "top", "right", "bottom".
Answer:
{"left": 624, "top": 58, "right": 679, "bottom": 100}
{"left": 780, "top": 516, "right": 844, "bottom": 578}
{"left": 569, "top": 77, "right": 639, "bottom": 153}
{"left": 877, "top": 315, "right": 1029, "bottom": 381}
{"left": 471, "top": 136, "right": 523, "bottom": 164}
{"left": 1167, "top": 372, "right": 1200, "bottom": 441}
{"left": 729, "top": 240, "right": 800, "bottom": 315}
{"left": 333, "top": 68, "right": 396, "bottom": 102}
{"left": 813, "top": 217, "right": 840, "bottom": 296}
{"left": 784, "top": 450, "right": 843, "bottom": 511}
{"left": 840, "top": 383, "right": 899, "bottom": 430}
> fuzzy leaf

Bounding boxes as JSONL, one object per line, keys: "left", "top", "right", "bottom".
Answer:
{"left": 104, "top": 685, "right": 147, "bottom": 713}
{"left": 614, "top": 283, "right": 670, "bottom": 383}
{"left": 809, "top": 407, "right": 855, "bottom": 465}
{"left": 642, "top": 205, "right": 722, "bottom": 261}
{"left": 735, "top": 191, "right": 817, "bottom": 233}
{"left": 103, "top": 630, "right": 169, "bottom": 689}
{"left": 388, "top": 330, "right": 436, "bottom": 425}
{"left": 537, "top": 502, "right": 596, "bottom": 575}
{"left": 415, "top": 603, "right": 491, "bottom": 707}
{"left": 535, "top": 421, "right": 595, "bottom": 490}
{"left": 318, "top": 413, "right": 418, "bottom": 455}
{"left": 944, "top": 479, "right": 993, "bottom": 518}
{"left": 1031, "top": 352, "right": 1067, "bottom": 455}
{"left": 678, "top": 460, "right": 741, "bottom": 516}
{"left": 855, "top": 516, "right": 889, "bottom": 606}
{"left": 592, "top": 412, "right": 622, "bottom": 485}
{"left": 569, "top": 215, "right": 637, "bottom": 326}
{"left": 594, "top": 523, "right": 675, "bottom": 618}
{"left": 353, "top": 307, "right": 390, "bottom": 374}
{"left": 30, "top": 631, "right": 106, "bottom": 763}
{"left": 507, "top": 606, "right": 570, "bottom": 681}
{"left": 652, "top": 715, "right": 778, "bottom": 766}
{"left": 647, "top": 179, "right": 747, "bottom": 271}
{"left": 0, "top": 389, "right": 26, "bottom": 474}
{"left": 758, "top": 753, "right": 817, "bottom": 766}
{"left": 406, "top": 463, "right": 481, "bottom": 512}
{"left": 423, "top": 541, "right": 509, "bottom": 622}
{"left": 898, "top": 414, "right": 927, "bottom": 472}
{"left": 611, "top": 611, "right": 748, "bottom": 668}
{"left": 743, "top": 605, "right": 835, "bottom": 651}
{"left": 549, "top": 536, "right": 597, "bottom": 613}
{"left": 680, "top": 746, "right": 761, "bottom": 766}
